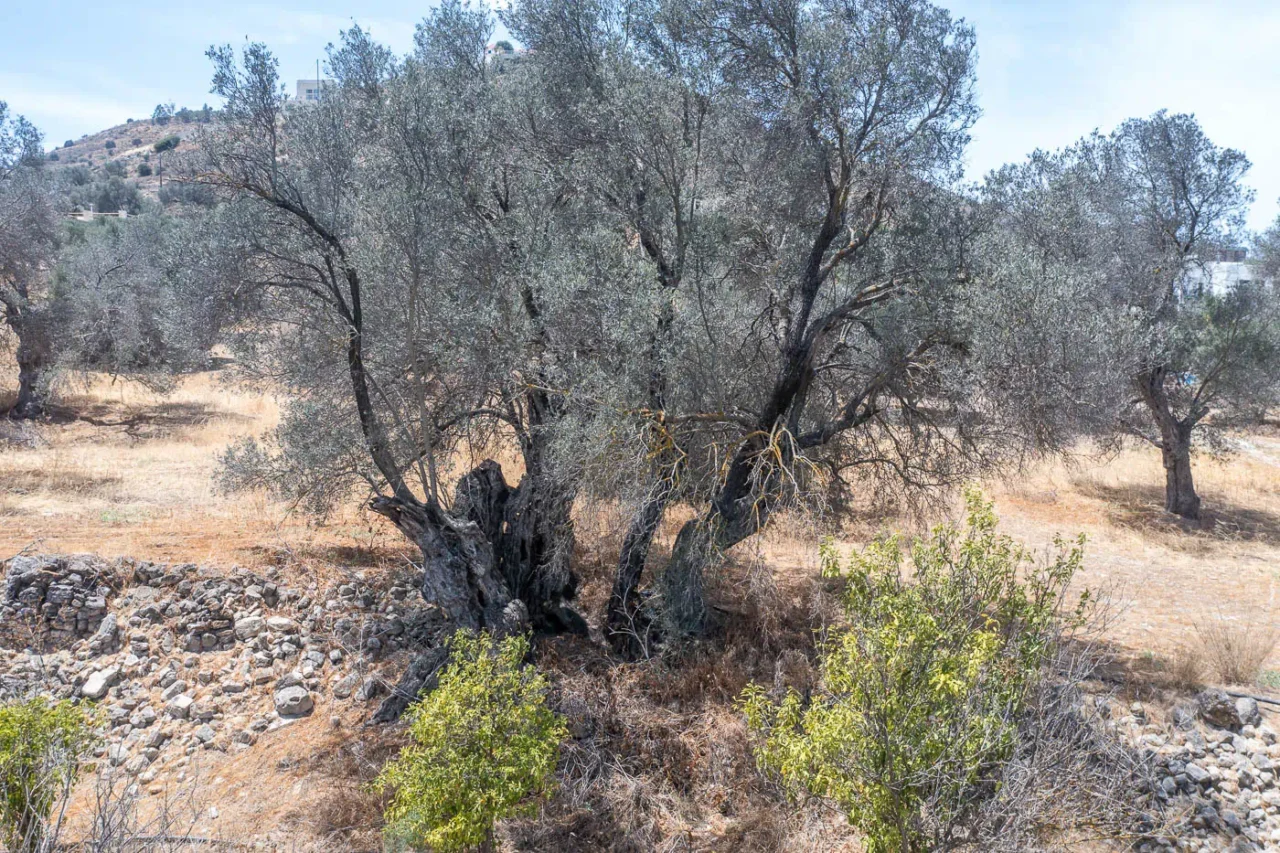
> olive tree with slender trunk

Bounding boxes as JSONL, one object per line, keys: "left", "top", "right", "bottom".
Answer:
{"left": 984, "top": 113, "right": 1275, "bottom": 523}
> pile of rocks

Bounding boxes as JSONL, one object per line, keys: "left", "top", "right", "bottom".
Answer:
{"left": 1, "top": 555, "right": 116, "bottom": 652}
{"left": 1120, "top": 689, "right": 1280, "bottom": 851}
{"left": 0, "top": 554, "right": 435, "bottom": 795}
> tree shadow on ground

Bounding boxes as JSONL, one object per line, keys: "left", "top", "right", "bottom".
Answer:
{"left": 1074, "top": 480, "right": 1280, "bottom": 545}
{"left": 253, "top": 541, "right": 415, "bottom": 571}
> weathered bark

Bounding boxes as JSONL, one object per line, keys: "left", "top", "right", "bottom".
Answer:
{"left": 370, "top": 457, "right": 584, "bottom": 721}
{"left": 1136, "top": 367, "right": 1202, "bottom": 522}
{"left": 370, "top": 493, "right": 514, "bottom": 631}
{"left": 606, "top": 471, "right": 676, "bottom": 657}
{"left": 655, "top": 439, "right": 781, "bottom": 638}
{"left": 6, "top": 310, "right": 53, "bottom": 419}
{"left": 369, "top": 486, "right": 532, "bottom": 722}
{"left": 454, "top": 459, "right": 585, "bottom": 635}
{"left": 656, "top": 517, "right": 716, "bottom": 638}
{"left": 1160, "top": 431, "right": 1200, "bottom": 520}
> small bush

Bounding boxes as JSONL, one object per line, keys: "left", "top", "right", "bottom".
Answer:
{"left": 0, "top": 698, "right": 98, "bottom": 852}
{"left": 375, "top": 632, "right": 566, "bottom": 852}
{"left": 104, "top": 140, "right": 115, "bottom": 150}
{"left": 742, "top": 489, "right": 1087, "bottom": 853}
{"left": 136, "top": 163, "right": 152, "bottom": 177}
{"left": 131, "top": 138, "right": 143, "bottom": 147}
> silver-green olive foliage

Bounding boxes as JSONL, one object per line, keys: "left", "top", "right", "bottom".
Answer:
{"left": 982, "top": 112, "right": 1279, "bottom": 521}
{"left": 202, "top": 0, "right": 1175, "bottom": 647}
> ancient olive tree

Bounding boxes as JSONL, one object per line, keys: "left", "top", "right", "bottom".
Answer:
{"left": 985, "top": 112, "right": 1277, "bottom": 521}
{"left": 203, "top": 17, "right": 660, "bottom": 715}
{"left": 209, "top": 0, "right": 1120, "bottom": 696}
{"left": 504, "top": 0, "right": 1101, "bottom": 649}
{"left": 0, "top": 102, "right": 60, "bottom": 418}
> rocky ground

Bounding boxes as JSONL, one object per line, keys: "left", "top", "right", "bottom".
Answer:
{"left": 0, "top": 552, "right": 435, "bottom": 845}
{"left": 1117, "top": 689, "right": 1280, "bottom": 852}
{"left": 6, "top": 552, "right": 1280, "bottom": 851}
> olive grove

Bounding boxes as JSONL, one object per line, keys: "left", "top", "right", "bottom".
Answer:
{"left": 203, "top": 0, "right": 1143, "bottom": 719}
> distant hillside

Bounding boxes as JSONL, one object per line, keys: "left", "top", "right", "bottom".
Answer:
{"left": 46, "top": 110, "right": 214, "bottom": 205}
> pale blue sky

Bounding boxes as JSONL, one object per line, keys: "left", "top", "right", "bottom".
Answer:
{"left": 3, "top": 0, "right": 1277, "bottom": 230}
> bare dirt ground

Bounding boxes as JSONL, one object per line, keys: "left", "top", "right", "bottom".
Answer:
{"left": 3, "top": 368, "right": 1279, "bottom": 849}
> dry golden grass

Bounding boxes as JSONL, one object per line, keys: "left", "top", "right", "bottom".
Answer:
{"left": 0, "top": 368, "right": 411, "bottom": 574}
{"left": 985, "top": 438, "right": 1280, "bottom": 688}
{"left": 8, "top": 367, "right": 1276, "bottom": 688}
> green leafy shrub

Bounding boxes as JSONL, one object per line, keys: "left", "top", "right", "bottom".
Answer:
{"left": 376, "top": 632, "right": 566, "bottom": 852}
{"left": 742, "top": 489, "right": 1088, "bottom": 853}
{"left": 0, "top": 698, "right": 99, "bottom": 852}
{"left": 136, "top": 163, "right": 152, "bottom": 177}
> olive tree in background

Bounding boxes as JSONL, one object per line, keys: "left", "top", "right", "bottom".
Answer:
{"left": 53, "top": 214, "right": 230, "bottom": 385}
{"left": 0, "top": 99, "right": 223, "bottom": 418}
{"left": 985, "top": 112, "right": 1279, "bottom": 522}
{"left": 0, "top": 101, "right": 60, "bottom": 418}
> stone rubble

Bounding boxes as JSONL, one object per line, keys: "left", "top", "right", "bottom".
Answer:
{"left": 1115, "top": 689, "right": 1280, "bottom": 852}
{"left": 0, "top": 553, "right": 441, "bottom": 799}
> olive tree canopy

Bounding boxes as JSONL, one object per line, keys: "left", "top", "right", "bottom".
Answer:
{"left": 983, "top": 112, "right": 1277, "bottom": 522}
{"left": 205, "top": 0, "right": 1134, "bottom": 716}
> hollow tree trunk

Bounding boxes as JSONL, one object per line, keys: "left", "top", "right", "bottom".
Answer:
{"left": 455, "top": 459, "right": 586, "bottom": 635}
{"left": 370, "top": 458, "right": 584, "bottom": 721}
{"left": 368, "top": 488, "right": 523, "bottom": 722}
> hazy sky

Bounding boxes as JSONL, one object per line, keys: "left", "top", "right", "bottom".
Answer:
{"left": 3, "top": 0, "right": 1278, "bottom": 230}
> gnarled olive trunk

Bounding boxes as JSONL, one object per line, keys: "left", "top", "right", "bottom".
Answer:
{"left": 7, "top": 310, "right": 53, "bottom": 419}
{"left": 456, "top": 458, "right": 585, "bottom": 635}
{"left": 370, "top": 458, "right": 583, "bottom": 721}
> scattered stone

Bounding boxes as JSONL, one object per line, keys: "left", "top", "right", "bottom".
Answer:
{"left": 234, "top": 616, "right": 266, "bottom": 640}
{"left": 81, "top": 665, "right": 121, "bottom": 700}
{"left": 332, "top": 672, "right": 360, "bottom": 700}
{"left": 166, "top": 694, "right": 195, "bottom": 720}
{"left": 1199, "top": 689, "right": 1246, "bottom": 731}
{"left": 274, "top": 686, "right": 314, "bottom": 717}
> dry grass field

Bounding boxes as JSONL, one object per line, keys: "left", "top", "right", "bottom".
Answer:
{"left": 3, "top": 366, "right": 1280, "bottom": 848}
{"left": 4, "top": 367, "right": 1279, "bottom": 680}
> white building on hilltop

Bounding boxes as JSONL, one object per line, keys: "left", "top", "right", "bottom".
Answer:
{"left": 295, "top": 79, "right": 330, "bottom": 103}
